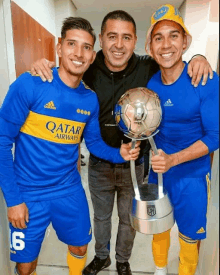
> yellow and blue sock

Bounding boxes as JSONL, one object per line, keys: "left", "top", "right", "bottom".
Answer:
{"left": 67, "top": 250, "right": 87, "bottom": 275}
{"left": 179, "top": 233, "right": 199, "bottom": 275}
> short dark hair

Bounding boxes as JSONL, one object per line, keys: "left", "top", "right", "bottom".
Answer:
{"left": 101, "top": 10, "right": 136, "bottom": 35}
{"left": 61, "top": 17, "right": 96, "bottom": 44}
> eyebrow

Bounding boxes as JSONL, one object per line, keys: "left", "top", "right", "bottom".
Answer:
{"left": 107, "top": 32, "right": 133, "bottom": 37}
{"left": 66, "top": 39, "right": 93, "bottom": 47}
{"left": 152, "top": 30, "right": 180, "bottom": 38}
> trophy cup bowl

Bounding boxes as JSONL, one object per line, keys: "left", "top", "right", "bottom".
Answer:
{"left": 115, "top": 87, "right": 175, "bottom": 234}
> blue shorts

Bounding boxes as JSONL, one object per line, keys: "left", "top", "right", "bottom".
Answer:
{"left": 10, "top": 187, "right": 92, "bottom": 263}
{"left": 149, "top": 170, "right": 211, "bottom": 240}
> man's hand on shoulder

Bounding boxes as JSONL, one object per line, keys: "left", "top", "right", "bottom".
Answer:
{"left": 188, "top": 55, "right": 213, "bottom": 87}
{"left": 120, "top": 141, "right": 141, "bottom": 161}
{"left": 8, "top": 202, "right": 29, "bottom": 229}
{"left": 30, "top": 58, "right": 55, "bottom": 83}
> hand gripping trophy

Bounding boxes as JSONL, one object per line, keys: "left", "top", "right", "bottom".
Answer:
{"left": 115, "top": 87, "right": 174, "bottom": 234}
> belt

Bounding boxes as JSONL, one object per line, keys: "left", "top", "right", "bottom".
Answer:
{"left": 90, "top": 154, "right": 144, "bottom": 168}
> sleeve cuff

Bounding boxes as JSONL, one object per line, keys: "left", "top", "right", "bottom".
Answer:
{"left": 200, "top": 137, "right": 219, "bottom": 153}
{"left": 3, "top": 192, "right": 24, "bottom": 208}
{"left": 116, "top": 148, "right": 126, "bottom": 163}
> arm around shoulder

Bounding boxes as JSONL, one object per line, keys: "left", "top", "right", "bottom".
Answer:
{"left": 199, "top": 72, "right": 219, "bottom": 153}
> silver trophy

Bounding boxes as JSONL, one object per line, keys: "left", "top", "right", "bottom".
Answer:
{"left": 115, "top": 87, "right": 174, "bottom": 234}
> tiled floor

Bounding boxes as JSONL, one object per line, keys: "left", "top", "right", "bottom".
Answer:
{"left": 10, "top": 142, "right": 200, "bottom": 275}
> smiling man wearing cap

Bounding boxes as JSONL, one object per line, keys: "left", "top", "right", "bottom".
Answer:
{"left": 145, "top": 4, "right": 219, "bottom": 275}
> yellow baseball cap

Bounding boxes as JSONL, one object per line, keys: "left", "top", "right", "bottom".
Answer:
{"left": 145, "top": 4, "right": 192, "bottom": 56}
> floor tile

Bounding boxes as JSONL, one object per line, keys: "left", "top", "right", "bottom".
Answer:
{"left": 37, "top": 265, "right": 68, "bottom": 275}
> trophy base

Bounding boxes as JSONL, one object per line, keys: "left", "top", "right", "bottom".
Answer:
{"left": 130, "top": 210, "right": 174, "bottom": 235}
{"left": 130, "top": 184, "right": 175, "bottom": 234}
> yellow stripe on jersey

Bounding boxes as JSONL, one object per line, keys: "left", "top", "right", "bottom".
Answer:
{"left": 20, "top": 111, "right": 85, "bottom": 144}
{"left": 206, "top": 172, "right": 211, "bottom": 212}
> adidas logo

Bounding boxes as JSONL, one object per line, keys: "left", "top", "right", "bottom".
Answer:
{"left": 197, "top": 227, "right": 206, "bottom": 234}
{"left": 164, "top": 99, "right": 173, "bottom": 106}
{"left": 44, "top": 101, "right": 56, "bottom": 110}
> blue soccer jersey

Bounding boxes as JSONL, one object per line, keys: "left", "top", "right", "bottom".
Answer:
{"left": 0, "top": 68, "right": 125, "bottom": 208}
{"left": 147, "top": 62, "right": 219, "bottom": 239}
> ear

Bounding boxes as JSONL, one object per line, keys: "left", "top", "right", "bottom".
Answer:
{"left": 145, "top": 44, "right": 148, "bottom": 53}
{"left": 99, "top": 34, "right": 103, "bottom": 48}
{"left": 91, "top": 51, "right": 97, "bottom": 64}
{"left": 149, "top": 42, "right": 154, "bottom": 58}
{"left": 183, "top": 34, "right": 188, "bottom": 51}
{"left": 57, "top": 42, "right": 62, "bottom": 58}
{"left": 134, "top": 35, "right": 138, "bottom": 47}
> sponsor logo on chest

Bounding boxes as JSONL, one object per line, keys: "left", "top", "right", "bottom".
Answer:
{"left": 20, "top": 111, "right": 86, "bottom": 144}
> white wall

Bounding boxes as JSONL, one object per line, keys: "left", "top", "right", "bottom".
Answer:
{"left": 180, "top": 0, "right": 219, "bottom": 69}
{"left": 54, "top": 0, "right": 77, "bottom": 64}
{"left": 12, "top": 0, "right": 56, "bottom": 36}
{"left": 180, "top": 3, "right": 219, "bottom": 274}
{"left": 199, "top": 151, "right": 219, "bottom": 275}
{"left": 180, "top": 0, "right": 210, "bottom": 59}
{"left": 0, "top": 1, "right": 10, "bottom": 105}
{"left": 0, "top": 1, "right": 14, "bottom": 274}
{"left": 54, "top": 0, "right": 77, "bottom": 38}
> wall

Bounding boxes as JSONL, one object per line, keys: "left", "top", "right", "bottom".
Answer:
{"left": 54, "top": 0, "right": 77, "bottom": 64}
{"left": 180, "top": 3, "right": 219, "bottom": 274}
{"left": 180, "top": 0, "right": 219, "bottom": 69}
{"left": 11, "top": 1, "right": 56, "bottom": 77}
{"left": 12, "top": 0, "right": 56, "bottom": 36}
{"left": 0, "top": 0, "right": 13, "bottom": 274}
{"left": 9, "top": 0, "right": 77, "bottom": 73}
{"left": 0, "top": 1, "right": 10, "bottom": 105}
{"left": 205, "top": 0, "right": 219, "bottom": 70}
{"left": 55, "top": 0, "right": 77, "bottom": 38}
{"left": 199, "top": 151, "right": 219, "bottom": 275}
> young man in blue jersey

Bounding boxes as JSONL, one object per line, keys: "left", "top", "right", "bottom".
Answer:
{"left": 145, "top": 4, "right": 219, "bottom": 275}
{"left": 0, "top": 17, "right": 141, "bottom": 275}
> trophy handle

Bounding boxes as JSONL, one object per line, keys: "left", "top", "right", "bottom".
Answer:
{"left": 130, "top": 139, "right": 141, "bottom": 200}
{"left": 148, "top": 136, "right": 164, "bottom": 198}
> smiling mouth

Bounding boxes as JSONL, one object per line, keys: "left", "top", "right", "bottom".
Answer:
{"left": 160, "top": 53, "right": 174, "bottom": 59}
{"left": 72, "top": 60, "right": 83, "bottom": 66}
{"left": 112, "top": 51, "right": 124, "bottom": 58}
